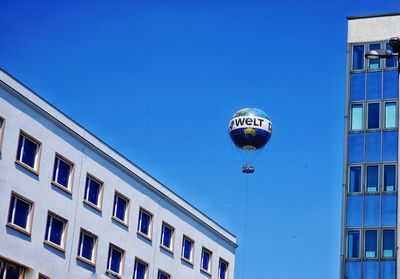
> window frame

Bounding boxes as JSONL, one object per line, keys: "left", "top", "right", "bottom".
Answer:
{"left": 6, "top": 191, "right": 34, "bottom": 236}
{"left": 385, "top": 42, "right": 398, "bottom": 68}
{"left": 76, "top": 228, "right": 99, "bottom": 267}
{"left": 383, "top": 164, "right": 397, "bottom": 193}
{"left": 112, "top": 191, "right": 130, "bottom": 227}
{"left": 200, "top": 247, "right": 213, "bottom": 275}
{"left": 133, "top": 258, "right": 149, "bottom": 279}
{"left": 44, "top": 211, "right": 68, "bottom": 252}
{"left": 15, "top": 130, "right": 42, "bottom": 175}
{"left": 181, "top": 235, "right": 195, "bottom": 265}
{"left": 51, "top": 153, "right": 75, "bottom": 194}
{"left": 218, "top": 258, "right": 229, "bottom": 279}
{"left": 352, "top": 44, "right": 365, "bottom": 71}
{"left": 0, "top": 116, "right": 5, "bottom": 154}
{"left": 137, "top": 207, "right": 153, "bottom": 241}
{"left": 83, "top": 173, "right": 104, "bottom": 212}
{"left": 160, "top": 222, "right": 175, "bottom": 253}
{"left": 366, "top": 102, "right": 381, "bottom": 130}
{"left": 157, "top": 270, "right": 171, "bottom": 279}
{"left": 384, "top": 101, "right": 398, "bottom": 129}
{"left": 365, "top": 164, "right": 380, "bottom": 194}
{"left": 348, "top": 165, "right": 363, "bottom": 194}
{"left": 382, "top": 228, "right": 396, "bottom": 259}
{"left": 106, "top": 243, "right": 125, "bottom": 278}
{"left": 368, "top": 43, "right": 382, "bottom": 70}
{"left": 38, "top": 273, "right": 50, "bottom": 279}
{"left": 350, "top": 103, "right": 364, "bottom": 131}
{"left": 364, "top": 229, "right": 379, "bottom": 259}
{"left": 346, "top": 229, "right": 361, "bottom": 259}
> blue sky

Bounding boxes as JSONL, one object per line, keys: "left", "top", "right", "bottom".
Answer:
{"left": 2, "top": 1, "right": 400, "bottom": 278}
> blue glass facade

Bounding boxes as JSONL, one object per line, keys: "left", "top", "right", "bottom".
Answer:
{"left": 343, "top": 41, "right": 398, "bottom": 279}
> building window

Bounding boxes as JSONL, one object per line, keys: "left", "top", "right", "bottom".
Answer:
{"left": 16, "top": 132, "right": 41, "bottom": 173}
{"left": 385, "top": 102, "right": 397, "bottom": 128}
{"left": 368, "top": 43, "right": 381, "bottom": 70}
{"left": 382, "top": 229, "right": 395, "bottom": 258}
{"left": 367, "top": 103, "right": 380, "bottom": 129}
{"left": 158, "top": 270, "right": 170, "bottom": 279}
{"left": 351, "top": 104, "right": 363, "bottom": 130}
{"left": 219, "top": 259, "right": 229, "bottom": 279}
{"left": 52, "top": 154, "right": 74, "bottom": 192}
{"left": 7, "top": 192, "right": 34, "bottom": 235}
{"left": 365, "top": 230, "right": 378, "bottom": 258}
{"left": 44, "top": 212, "right": 67, "bottom": 251}
{"left": 133, "top": 258, "right": 148, "bottom": 279}
{"left": 385, "top": 43, "right": 397, "bottom": 68}
{"left": 0, "top": 257, "right": 25, "bottom": 279}
{"left": 0, "top": 117, "right": 5, "bottom": 154}
{"left": 347, "top": 230, "right": 360, "bottom": 258}
{"left": 384, "top": 165, "right": 396, "bottom": 192}
{"left": 83, "top": 174, "right": 103, "bottom": 210}
{"left": 137, "top": 208, "right": 153, "bottom": 239}
{"left": 366, "top": 165, "right": 379, "bottom": 193}
{"left": 77, "top": 229, "right": 98, "bottom": 265}
{"left": 160, "top": 222, "right": 174, "bottom": 252}
{"left": 352, "top": 45, "right": 365, "bottom": 70}
{"left": 112, "top": 192, "right": 129, "bottom": 225}
{"left": 107, "top": 244, "right": 124, "bottom": 276}
{"left": 38, "top": 273, "right": 50, "bottom": 279}
{"left": 349, "top": 166, "right": 362, "bottom": 193}
{"left": 181, "top": 235, "right": 194, "bottom": 264}
{"left": 201, "top": 248, "right": 212, "bottom": 274}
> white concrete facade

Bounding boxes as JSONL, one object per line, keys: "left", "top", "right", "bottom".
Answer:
{"left": 0, "top": 69, "right": 237, "bottom": 279}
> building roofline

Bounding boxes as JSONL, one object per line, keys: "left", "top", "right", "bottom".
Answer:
{"left": 347, "top": 11, "right": 400, "bottom": 20}
{"left": 0, "top": 68, "right": 237, "bottom": 248}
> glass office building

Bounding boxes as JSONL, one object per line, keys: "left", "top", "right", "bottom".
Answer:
{"left": 341, "top": 13, "right": 400, "bottom": 279}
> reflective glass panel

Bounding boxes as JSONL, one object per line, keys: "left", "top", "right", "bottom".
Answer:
{"left": 202, "top": 249, "right": 211, "bottom": 271}
{"left": 161, "top": 224, "right": 173, "bottom": 249}
{"left": 384, "top": 165, "right": 396, "bottom": 192}
{"left": 353, "top": 45, "right": 365, "bottom": 70}
{"left": 385, "top": 102, "right": 397, "bottom": 128}
{"left": 113, "top": 195, "right": 127, "bottom": 221}
{"left": 351, "top": 104, "right": 363, "bottom": 130}
{"left": 134, "top": 260, "right": 147, "bottom": 279}
{"left": 219, "top": 260, "right": 228, "bottom": 279}
{"left": 182, "top": 238, "right": 193, "bottom": 261}
{"left": 368, "top": 103, "right": 380, "bottom": 129}
{"left": 138, "top": 210, "right": 151, "bottom": 236}
{"left": 386, "top": 43, "right": 397, "bottom": 68}
{"left": 366, "top": 166, "right": 379, "bottom": 193}
{"left": 349, "top": 166, "right": 362, "bottom": 192}
{"left": 365, "top": 230, "right": 378, "bottom": 258}
{"left": 53, "top": 157, "right": 71, "bottom": 188}
{"left": 383, "top": 230, "right": 395, "bottom": 258}
{"left": 369, "top": 44, "right": 381, "bottom": 69}
{"left": 107, "top": 246, "right": 122, "bottom": 273}
{"left": 17, "top": 135, "right": 38, "bottom": 168}
{"left": 347, "top": 231, "right": 360, "bottom": 258}
{"left": 79, "top": 232, "right": 95, "bottom": 260}
{"left": 85, "top": 177, "right": 101, "bottom": 206}
{"left": 46, "top": 215, "right": 64, "bottom": 246}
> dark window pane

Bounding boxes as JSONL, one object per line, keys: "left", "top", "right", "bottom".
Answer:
{"left": 158, "top": 273, "right": 169, "bottom": 279}
{"left": 383, "top": 230, "right": 395, "bottom": 258}
{"left": 353, "top": 45, "right": 365, "bottom": 70}
{"left": 219, "top": 261, "right": 228, "bottom": 279}
{"left": 56, "top": 159, "right": 71, "bottom": 187}
{"left": 49, "top": 217, "right": 64, "bottom": 245}
{"left": 109, "top": 247, "right": 122, "bottom": 273}
{"left": 365, "top": 230, "right": 378, "bottom": 258}
{"left": 16, "top": 135, "right": 23, "bottom": 164}
{"left": 369, "top": 44, "right": 381, "bottom": 69}
{"left": 347, "top": 231, "right": 360, "bottom": 258}
{"left": 14, "top": 198, "right": 30, "bottom": 228}
{"left": 114, "top": 196, "right": 127, "bottom": 221}
{"left": 85, "top": 178, "right": 100, "bottom": 206}
{"left": 349, "top": 166, "right": 362, "bottom": 192}
{"left": 386, "top": 43, "right": 397, "bottom": 68}
{"left": 139, "top": 211, "right": 151, "bottom": 235}
{"left": 367, "top": 166, "right": 379, "bottom": 192}
{"left": 134, "top": 261, "right": 146, "bottom": 279}
{"left": 384, "top": 165, "right": 396, "bottom": 192}
{"left": 202, "top": 250, "right": 210, "bottom": 271}
{"left": 162, "top": 225, "right": 172, "bottom": 248}
{"left": 81, "top": 233, "right": 94, "bottom": 260}
{"left": 19, "top": 136, "right": 38, "bottom": 168}
{"left": 183, "top": 238, "right": 192, "bottom": 260}
{"left": 368, "top": 103, "right": 380, "bottom": 129}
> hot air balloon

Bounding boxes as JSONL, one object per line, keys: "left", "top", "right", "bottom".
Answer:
{"left": 228, "top": 108, "right": 272, "bottom": 173}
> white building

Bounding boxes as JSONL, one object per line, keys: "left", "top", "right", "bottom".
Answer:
{"left": 0, "top": 69, "right": 237, "bottom": 279}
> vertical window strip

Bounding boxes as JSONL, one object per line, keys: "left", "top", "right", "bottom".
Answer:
{"left": 385, "top": 102, "right": 397, "bottom": 128}
{"left": 351, "top": 104, "right": 363, "bottom": 130}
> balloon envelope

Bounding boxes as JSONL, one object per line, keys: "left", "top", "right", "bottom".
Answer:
{"left": 228, "top": 108, "right": 272, "bottom": 150}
